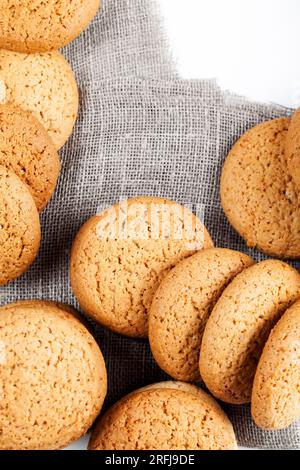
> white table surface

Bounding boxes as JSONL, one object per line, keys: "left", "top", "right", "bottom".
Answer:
{"left": 160, "top": 0, "right": 300, "bottom": 109}
{"left": 69, "top": 0, "right": 299, "bottom": 450}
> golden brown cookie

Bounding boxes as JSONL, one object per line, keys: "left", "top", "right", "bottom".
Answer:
{"left": 0, "top": 165, "right": 41, "bottom": 285}
{"left": 286, "top": 107, "right": 300, "bottom": 188}
{"left": 199, "top": 259, "right": 300, "bottom": 404}
{"left": 0, "top": 299, "right": 90, "bottom": 330}
{"left": 89, "top": 381, "right": 237, "bottom": 450}
{"left": 70, "top": 196, "right": 214, "bottom": 338}
{"left": 0, "top": 49, "right": 78, "bottom": 149}
{"left": 0, "top": 0, "right": 100, "bottom": 53}
{"left": 220, "top": 118, "right": 300, "bottom": 259}
{"left": 0, "top": 300, "right": 107, "bottom": 450}
{"left": 135, "top": 381, "right": 209, "bottom": 396}
{"left": 0, "top": 104, "right": 60, "bottom": 211}
{"left": 149, "top": 248, "right": 254, "bottom": 382}
{"left": 252, "top": 300, "right": 300, "bottom": 429}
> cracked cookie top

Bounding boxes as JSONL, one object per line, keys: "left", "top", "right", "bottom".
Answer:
{"left": 0, "top": 0, "right": 100, "bottom": 53}
{"left": 89, "top": 381, "right": 237, "bottom": 450}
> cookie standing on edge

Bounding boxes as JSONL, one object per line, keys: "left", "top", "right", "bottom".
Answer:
{"left": 149, "top": 248, "right": 254, "bottom": 382}
{"left": 199, "top": 259, "right": 300, "bottom": 404}
{"left": 252, "top": 300, "right": 300, "bottom": 430}
{"left": 0, "top": 49, "right": 79, "bottom": 149}
{"left": 70, "top": 197, "right": 214, "bottom": 338}
{"left": 0, "top": 166, "right": 41, "bottom": 285}
{"left": 0, "top": 104, "right": 61, "bottom": 211}
{"left": 0, "top": 0, "right": 100, "bottom": 53}
{"left": 89, "top": 381, "right": 237, "bottom": 450}
{"left": 220, "top": 118, "right": 300, "bottom": 259}
{"left": 0, "top": 300, "right": 107, "bottom": 450}
{"left": 286, "top": 107, "right": 300, "bottom": 188}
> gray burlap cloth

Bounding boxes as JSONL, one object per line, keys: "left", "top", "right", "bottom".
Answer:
{"left": 0, "top": 0, "right": 299, "bottom": 449}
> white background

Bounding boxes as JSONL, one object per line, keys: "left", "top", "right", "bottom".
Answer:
{"left": 71, "top": 0, "right": 299, "bottom": 450}
{"left": 160, "top": 0, "right": 300, "bottom": 108}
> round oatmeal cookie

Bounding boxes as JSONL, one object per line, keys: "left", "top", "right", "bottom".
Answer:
{"left": 149, "top": 248, "right": 254, "bottom": 382}
{"left": 252, "top": 299, "right": 300, "bottom": 430}
{"left": 0, "top": 0, "right": 100, "bottom": 53}
{"left": 0, "top": 300, "right": 107, "bottom": 450}
{"left": 88, "top": 381, "right": 237, "bottom": 450}
{"left": 200, "top": 259, "right": 300, "bottom": 404}
{"left": 0, "top": 49, "right": 78, "bottom": 149}
{"left": 220, "top": 117, "right": 300, "bottom": 259}
{"left": 70, "top": 196, "right": 213, "bottom": 338}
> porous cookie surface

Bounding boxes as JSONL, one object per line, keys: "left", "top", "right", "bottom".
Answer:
{"left": 200, "top": 259, "right": 300, "bottom": 404}
{"left": 0, "top": 166, "right": 40, "bottom": 285}
{"left": 0, "top": 0, "right": 100, "bottom": 53}
{"left": 128, "top": 381, "right": 237, "bottom": 422}
{"left": 135, "top": 381, "right": 208, "bottom": 395}
{"left": 149, "top": 248, "right": 254, "bottom": 382}
{"left": 0, "top": 301, "right": 107, "bottom": 450}
{"left": 220, "top": 118, "right": 300, "bottom": 258}
{"left": 0, "top": 299, "right": 87, "bottom": 327}
{"left": 286, "top": 108, "right": 300, "bottom": 188}
{"left": 252, "top": 300, "right": 300, "bottom": 430}
{"left": 0, "top": 104, "right": 60, "bottom": 211}
{"left": 0, "top": 49, "right": 78, "bottom": 149}
{"left": 70, "top": 196, "right": 213, "bottom": 338}
{"left": 89, "top": 383, "right": 237, "bottom": 450}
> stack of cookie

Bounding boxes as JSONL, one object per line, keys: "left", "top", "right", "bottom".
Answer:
{"left": 0, "top": 1, "right": 100, "bottom": 285}
{"left": 148, "top": 249, "right": 300, "bottom": 432}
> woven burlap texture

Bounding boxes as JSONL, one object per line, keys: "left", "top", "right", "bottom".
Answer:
{"left": 0, "top": 0, "right": 298, "bottom": 449}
